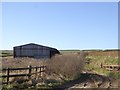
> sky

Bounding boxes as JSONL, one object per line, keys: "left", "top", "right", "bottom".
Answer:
{"left": 1, "top": 2, "right": 118, "bottom": 50}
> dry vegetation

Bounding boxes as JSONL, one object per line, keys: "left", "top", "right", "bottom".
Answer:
{"left": 88, "top": 50, "right": 119, "bottom": 58}
{"left": 2, "top": 50, "right": 119, "bottom": 89}
{"left": 1, "top": 52, "right": 88, "bottom": 89}
{"left": 46, "top": 52, "right": 87, "bottom": 80}
{"left": 85, "top": 50, "right": 120, "bottom": 79}
{"left": 2, "top": 57, "right": 46, "bottom": 68}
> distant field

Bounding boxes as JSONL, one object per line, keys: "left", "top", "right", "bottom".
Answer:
{"left": 0, "top": 50, "right": 13, "bottom": 57}
{"left": 60, "top": 50, "right": 80, "bottom": 53}
{"left": 0, "top": 49, "right": 119, "bottom": 57}
{"left": 60, "top": 49, "right": 119, "bottom": 53}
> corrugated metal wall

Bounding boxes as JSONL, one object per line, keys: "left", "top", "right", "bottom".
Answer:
{"left": 14, "top": 44, "right": 50, "bottom": 58}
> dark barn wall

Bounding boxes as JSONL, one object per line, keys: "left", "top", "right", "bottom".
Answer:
{"left": 50, "top": 49, "right": 60, "bottom": 58}
{"left": 14, "top": 43, "right": 60, "bottom": 58}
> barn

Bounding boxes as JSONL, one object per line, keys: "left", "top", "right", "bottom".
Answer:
{"left": 13, "top": 43, "right": 60, "bottom": 58}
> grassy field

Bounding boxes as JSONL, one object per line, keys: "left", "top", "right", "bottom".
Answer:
{"left": 0, "top": 50, "right": 13, "bottom": 57}
{"left": 1, "top": 52, "right": 86, "bottom": 89}
{"left": 85, "top": 50, "right": 119, "bottom": 79}
{"left": 1, "top": 49, "right": 119, "bottom": 89}
{"left": 59, "top": 50, "right": 119, "bottom": 79}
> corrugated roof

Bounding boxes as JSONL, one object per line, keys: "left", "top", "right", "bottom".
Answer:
{"left": 14, "top": 43, "right": 57, "bottom": 50}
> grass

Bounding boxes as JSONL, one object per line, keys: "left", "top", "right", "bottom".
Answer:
{"left": 1, "top": 50, "right": 119, "bottom": 89}
{"left": 84, "top": 51, "right": 119, "bottom": 79}
{"left": 2, "top": 57, "right": 46, "bottom": 68}
{"left": 0, "top": 50, "right": 13, "bottom": 57}
{"left": 46, "top": 52, "right": 87, "bottom": 80}
{"left": 59, "top": 50, "right": 80, "bottom": 54}
{"left": 1, "top": 52, "right": 87, "bottom": 89}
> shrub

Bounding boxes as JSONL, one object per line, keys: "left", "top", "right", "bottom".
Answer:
{"left": 2, "top": 57, "right": 46, "bottom": 68}
{"left": 46, "top": 52, "right": 87, "bottom": 80}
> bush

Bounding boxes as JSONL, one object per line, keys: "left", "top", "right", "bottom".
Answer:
{"left": 46, "top": 52, "right": 87, "bottom": 80}
{"left": 2, "top": 57, "right": 46, "bottom": 68}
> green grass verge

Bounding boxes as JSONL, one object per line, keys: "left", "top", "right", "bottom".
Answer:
{"left": 0, "top": 50, "right": 13, "bottom": 57}
{"left": 85, "top": 55, "right": 119, "bottom": 79}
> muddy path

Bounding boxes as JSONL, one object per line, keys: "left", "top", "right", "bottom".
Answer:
{"left": 54, "top": 72, "right": 120, "bottom": 89}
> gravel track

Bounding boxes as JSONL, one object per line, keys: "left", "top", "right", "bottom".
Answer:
{"left": 55, "top": 72, "right": 120, "bottom": 89}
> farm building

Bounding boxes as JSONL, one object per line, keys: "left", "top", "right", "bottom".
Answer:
{"left": 13, "top": 43, "right": 60, "bottom": 58}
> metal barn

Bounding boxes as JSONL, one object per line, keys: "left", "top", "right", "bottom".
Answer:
{"left": 13, "top": 43, "right": 60, "bottom": 58}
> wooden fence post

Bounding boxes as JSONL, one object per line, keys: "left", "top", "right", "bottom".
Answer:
{"left": 41, "top": 66, "right": 46, "bottom": 77}
{"left": 36, "top": 67, "right": 38, "bottom": 73}
{"left": 7, "top": 68, "right": 10, "bottom": 84}
{"left": 28, "top": 65, "right": 32, "bottom": 79}
{"left": 101, "top": 63, "right": 103, "bottom": 68}
{"left": 35, "top": 67, "right": 38, "bottom": 78}
{"left": 43, "top": 66, "right": 45, "bottom": 75}
{"left": 40, "top": 66, "right": 42, "bottom": 76}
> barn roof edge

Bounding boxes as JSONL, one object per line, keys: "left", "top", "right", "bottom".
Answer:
{"left": 13, "top": 43, "right": 58, "bottom": 50}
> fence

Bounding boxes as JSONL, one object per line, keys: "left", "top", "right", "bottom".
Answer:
{"left": 0, "top": 65, "right": 46, "bottom": 84}
{"left": 101, "top": 63, "right": 120, "bottom": 72}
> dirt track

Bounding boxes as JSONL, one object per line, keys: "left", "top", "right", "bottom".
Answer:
{"left": 55, "top": 72, "right": 120, "bottom": 89}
